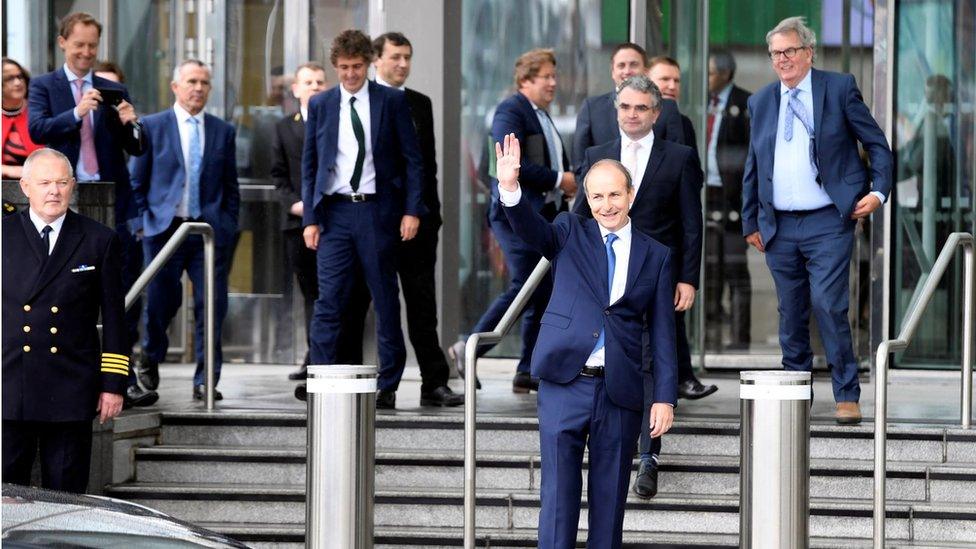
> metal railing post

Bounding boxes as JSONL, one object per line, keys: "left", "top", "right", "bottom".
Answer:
{"left": 739, "top": 371, "right": 811, "bottom": 548}
{"left": 463, "top": 258, "right": 550, "bottom": 549}
{"left": 872, "top": 232, "right": 974, "bottom": 549}
{"left": 123, "top": 222, "right": 218, "bottom": 411}
{"left": 306, "top": 364, "right": 377, "bottom": 549}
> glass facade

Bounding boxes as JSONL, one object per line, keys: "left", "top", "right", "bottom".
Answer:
{"left": 3, "top": 0, "right": 974, "bottom": 372}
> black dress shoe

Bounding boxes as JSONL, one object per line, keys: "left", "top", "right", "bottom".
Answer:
{"left": 376, "top": 390, "right": 396, "bottom": 409}
{"left": 449, "top": 341, "right": 481, "bottom": 390}
{"left": 632, "top": 461, "right": 658, "bottom": 499}
{"left": 295, "top": 383, "right": 307, "bottom": 401}
{"left": 512, "top": 372, "right": 540, "bottom": 394}
{"left": 123, "top": 385, "right": 159, "bottom": 409}
{"left": 677, "top": 378, "right": 718, "bottom": 400}
{"left": 420, "top": 385, "right": 464, "bottom": 407}
{"left": 192, "top": 384, "right": 223, "bottom": 401}
{"left": 287, "top": 364, "right": 308, "bottom": 381}
{"left": 135, "top": 357, "right": 160, "bottom": 391}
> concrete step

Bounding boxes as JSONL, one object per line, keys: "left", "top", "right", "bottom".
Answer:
{"left": 200, "top": 523, "right": 976, "bottom": 548}
{"left": 103, "top": 484, "right": 976, "bottom": 542}
{"left": 132, "top": 445, "right": 976, "bottom": 504}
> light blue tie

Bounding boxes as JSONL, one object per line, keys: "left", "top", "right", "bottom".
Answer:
{"left": 784, "top": 88, "right": 817, "bottom": 168}
{"left": 536, "top": 108, "right": 562, "bottom": 172}
{"left": 591, "top": 233, "right": 618, "bottom": 355}
{"left": 187, "top": 117, "right": 202, "bottom": 218}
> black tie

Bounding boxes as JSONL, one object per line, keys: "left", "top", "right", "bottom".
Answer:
{"left": 349, "top": 96, "right": 366, "bottom": 192}
{"left": 41, "top": 225, "right": 52, "bottom": 257}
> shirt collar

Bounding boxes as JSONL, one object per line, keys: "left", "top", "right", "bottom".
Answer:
{"left": 300, "top": 106, "right": 308, "bottom": 122}
{"left": 525, "top": 95, "right": 547, "bottom": 114}
{"left": 716, "top": 82, "right": 733, "bottom": 103}
{"left": 619, "top": 128, "right": 655, "bottom": 149}
{"left": 780, "top": 69, "right": 813, "bottom": 96}
{"left": 597, "top": 218, "right": 632, "bottom": 243}
{"left": 63, "top": 64, "right": 92, "bottom": 84}
{"left": 173, "top": 102, "right": 204, "bottom": 124}
{"left": 340, "top": 82, "right": 370, "bottom": 104}
{"left": 374, "top": 75, "right": 405, "bottom": 91}
{"left": 28, "top": 208, "right": 67, "bottom": 234}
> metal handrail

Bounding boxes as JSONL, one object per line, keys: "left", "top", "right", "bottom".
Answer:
{"left": 873, "top": 232, "right": 974, "bottom": 547}
{"left": 463, "top": 258, "right": 550, "bottom": 548}
{"left": 124, "top": 222, "right": 218, "bottom": 411}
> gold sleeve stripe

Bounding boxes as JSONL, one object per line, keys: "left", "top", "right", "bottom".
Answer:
{"left": 102, "top": 356, "right": 130, "bottom": 366}
{"left": 101, "top": 366, "right": 129, "bottom": 375}
{"left": 102, "top": 352, "right": 130, "bottom": 362}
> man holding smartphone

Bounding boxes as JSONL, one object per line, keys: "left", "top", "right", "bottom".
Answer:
{"left": 28, "top": 12, "right": 151, "bottom": 408}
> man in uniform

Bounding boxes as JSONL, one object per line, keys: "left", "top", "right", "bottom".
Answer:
{"left": 2, "top": 148, "right": 128, "bottom": 493}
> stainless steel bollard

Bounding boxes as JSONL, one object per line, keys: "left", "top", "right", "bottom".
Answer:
{"left": 306, "top": 365, "right": 377, "bottom": 549}
{"left": 739, "top": 371, "right": 811, "bottom": 549}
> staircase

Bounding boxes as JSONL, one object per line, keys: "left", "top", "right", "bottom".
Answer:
{"left": 105, "top": 410, "right": 976, "bottom": 548}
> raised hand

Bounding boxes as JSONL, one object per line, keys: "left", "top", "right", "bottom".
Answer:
{"left": 494, "top": 133, "right": 521, "bottom": 192}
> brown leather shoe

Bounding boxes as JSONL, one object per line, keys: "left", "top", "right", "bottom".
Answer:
{"left": 835, "top": 402, "right": 862, "bottom": 425}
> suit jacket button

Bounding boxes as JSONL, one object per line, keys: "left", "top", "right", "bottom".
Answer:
{"left": 50, "top": 347, "right": 58, "bottom": 354}
{"left": 592, "top": 332, "right": 599, "bottom": 338}
{"left": 23, "top": 305, "right": 31, "bottom": 312}
{"left": 23, "top": 326, "right": 30, "bottom": 333}
{"left": 604, "top": 310, "right": 610, "bottom": 316}
{"left": 50, "top": 327, "right": 58, "bottom": 334}
{"left": 51, "top": 306, "right": 59, "bottom": 313}
{"left": 23, "top": 345, "right": 30, "bottom": 353}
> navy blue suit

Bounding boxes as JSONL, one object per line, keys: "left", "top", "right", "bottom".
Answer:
{"left": 469, "top": 92, "right": 569, "bottom": 374}
{"left": 302, "top": 81, "right": 424, "bottom": 392}
{"left": 28, "top": 69, "right": 146, "bottom": 224}
{"left": 576, "top": 136, "right": 703, "bottom": 459}
{"left": 131, "top": 108, "right": 239, "bottom": 387}
{"left": 29, "top": 68, "right": 148, "bottom": 353}
{"left": 742, "top": 68, "right": 892, "bottom": 402}
{"left": 503, "top": 195, "right": 676, "bottom": 549}
{"left": 572, "top": 93, "right": 690, "bottom": 172}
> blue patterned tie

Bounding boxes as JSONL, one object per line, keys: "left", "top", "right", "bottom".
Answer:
{"left": 591, "top": 233, "right": 619, "bottom": 354}
{"left": 784, "top": 88, "right": 817, "bottom": 168}
{"left": 536, "top": 108, "right": 562, "bottom": 172}
{"left": 187, "top": 117, "right": 202, "bottom": 218}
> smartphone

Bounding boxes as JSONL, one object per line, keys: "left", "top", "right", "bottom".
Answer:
{"left": 96, "top": 87, "right": 125, "bottom": 107}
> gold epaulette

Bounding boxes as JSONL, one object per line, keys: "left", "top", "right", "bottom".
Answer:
{"left": 101, "top": 352, "right": 130, "bottom": 376}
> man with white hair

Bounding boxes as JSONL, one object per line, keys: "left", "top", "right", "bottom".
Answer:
{"left": 741, "top": 16, "right": 892, "bottom": 424}
{"left": 3, "top": 148, "right": 128, "bottom": 493}
{"left": 130, "top": 59, "right": 240, "bottom": 401}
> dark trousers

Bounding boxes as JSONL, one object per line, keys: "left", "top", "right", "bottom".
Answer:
{"left": 143, "top": 220, "right": 230, "bottom": 387}
{"left": 309, "top": 201, "right": 406, "bottom": 392}
{"left": 765, "top": 207, "right": 859, "bottom": 402}
{"left": 638, "top": 308, "right": 692, "bottom": 459}
{"left": 118, "top": 224, "right": 144, "bottom": 388}
{"left": 337, "top": 220, "right": 451, "bottom": 392}
{"left": 537, "top": 375, "right": 641, "bottom": 549}
{"left": 284, "top": 227, "right": 318, "bottom": 365}
{"left": 703, "top": 225, "right": 751, "bottom": 348}
{"left": 469, "top": 216, "right": 553, "bottom": 373}
{"left": 2, "top": 420, "right": 93, "bottom": 494}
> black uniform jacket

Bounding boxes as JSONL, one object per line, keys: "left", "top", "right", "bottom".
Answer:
{"left": 2, "top": 209, "right": 129, "bottom": 422}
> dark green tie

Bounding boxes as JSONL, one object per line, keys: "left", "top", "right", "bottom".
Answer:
{"left": 349, "top": 96, "right": 366, "bottom": 192}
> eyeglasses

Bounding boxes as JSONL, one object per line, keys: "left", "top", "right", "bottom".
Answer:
{"left": 768, "top": 46, "right": 808, "bottom": 60}
{"left": 618, "top": 103, "right": 654, "bottom": 114}
{"left": 3, "top": 74, "right": 26, "bottom": 83}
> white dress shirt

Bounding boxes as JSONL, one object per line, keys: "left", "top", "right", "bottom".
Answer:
{"left": 326, "top": 84, "right": 376, "bottom": 195}
{"left": 706, "top": 83, "right": 733, "bottom": 188}
{"left": 497, "top": 183, "right": 631, "bottom": 368}
{"left": 65, "top": 64, "right": 99, "bottom": 181}
{"left": 585, "top": 220, "right": 632, "bottom": 367}
{"left": 772, "top": 71, "right": 832, "bottom": 211}
{"left": 300, "top": 106, "right": 308, "bottom": 122}
{"left": 375, "top": 75, "right": 405, "bottom": 91}
{"left": 28, "top": 209, "right": 67, "bottom": 254}
{"left": 618, "top": 129, "right": 654, "bottom": 197}
{"left": 173, "top": 103, "right": 206, "bottom": 218}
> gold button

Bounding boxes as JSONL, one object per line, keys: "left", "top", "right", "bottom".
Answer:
{"left": 50, "top": 347, "right": 58, "bottom": 354}
{"left": 23, "top": 305, "right": 31, "bottom": 312}
{"left": 51, "top": 306, "right": 59, "bottom": 313}
{"left": 50, "top": 327, "right": 58, "bottom": 334}
{"left": 23, "top": 326, "right": 30, "bottom": 333}
{"left": 23, "top": 345, "right": 30, "bottom": 353}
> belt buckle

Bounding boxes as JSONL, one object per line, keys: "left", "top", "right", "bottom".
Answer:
{"left": 350, "top": 193, "right": 366, "bottom": 203}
